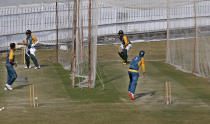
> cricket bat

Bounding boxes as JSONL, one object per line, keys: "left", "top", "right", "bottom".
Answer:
{"left": 17, "top": 42, "right": 27, "bottom": 45}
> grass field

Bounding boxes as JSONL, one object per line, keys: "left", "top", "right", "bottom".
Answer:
{"left": 0, "top": 41, "right": 210, "bottom": 124}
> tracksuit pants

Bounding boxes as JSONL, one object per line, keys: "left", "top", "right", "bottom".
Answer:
{"left": 119, "top": 44, "right": 132, "bottom": 63}
{"left": 6, "top": 64, "right": 17, "bottom": 85}
{"left": 25, "top": 49, "right": 39, "bottom": 68}
{"left": 128, "top": 71, "right": 139, "bottom": 94}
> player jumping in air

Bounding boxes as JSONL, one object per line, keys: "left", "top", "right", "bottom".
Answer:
{"left": 128, "top": 50, "right": 146, "bottom": 100}
{"left": 23, "top": 30, "right": 40, "bottom": 69}
{"left": 4, "top": 43, "right": 17, "bottom": 91}
{"left": 118, "top": 30, "right": 132, "bottom": 64}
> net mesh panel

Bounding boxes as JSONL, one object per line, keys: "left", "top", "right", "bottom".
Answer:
{"left": 102, "top": 0, "right": 207, "bottom": 9}
{"left": 195, "top": 0, "right": 210, "bottom": 77}
{"left": 58, "top": 0, "right": 98, "bottom": 87}
{"left": 58, "top": 1, "right": 73, "bottom": 71}
{"left": 100, "top": 0, "right": 210, "bottom": 78}
{"left": 167, "top": 0, "right": 210, "bottom": 78}
{"left": 0, "top": 2, "right": 73, "bottom": 51}
{"left": 95, "top": 0, "right": 168, "bottom": 61}
{"left": 0, "top": 0, "right": 98, "bottom": 87}
{"left": 167, "top": 0, "right": 195, "bottom": 73}
{"left": 91, "top": 0, "right": 99, "bottom": 87}
{"left": 0, "top": 0, "right": 210, "bottom": 79}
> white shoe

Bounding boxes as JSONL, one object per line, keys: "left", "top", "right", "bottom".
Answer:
{"left": 35, "top": 65, "right": 40, "bottom": 69}
{"left": 5, "top": 84, "right": 13, "bottom": 90}
{"left": 24, "top": 66, "right": 31, "bottom": 69}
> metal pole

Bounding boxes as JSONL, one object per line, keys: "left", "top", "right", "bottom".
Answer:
{"left": 56, "top": 1, "right": 59, "bottom": 63}
{"left": 72, "top": 0, "right": 78, "bottom": 88}
{"left": 192, "top": 0, "right": 197, "bottom": 73}
{"left": 88, "top": 0, "right": 92, "bottom": 88}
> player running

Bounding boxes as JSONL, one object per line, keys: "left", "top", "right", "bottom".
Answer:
{"left": 128, "top": 50, "right": 146, "bottom": 100}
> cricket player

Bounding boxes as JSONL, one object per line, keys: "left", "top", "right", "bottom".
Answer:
{"left": 118, "top": 30, "right": 132, "bottom": 64}
{"left": 4, "top": 43, "right": 17, "bottom": 91}
{"left": 128, "top": 50, "right": 146, "bottom": 100}
{"left": 24, "top": 30, "right": 40, "bottom": 69}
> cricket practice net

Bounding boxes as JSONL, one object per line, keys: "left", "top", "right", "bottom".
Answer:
{"left": 58, "top": 0, "right": 99, "bottom": 88}
{"left": 101, "top": 0, "right": 210, "bottom": 78}
{"left": 1, "top": 0, "right": 210, "bottom": 89}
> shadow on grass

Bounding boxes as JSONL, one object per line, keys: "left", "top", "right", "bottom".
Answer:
{"left": 40, "top": 64, "right": 49, "bottom": 67}
{"left": 13, "top": 84, "right": 32, "bottom": 90}
{"left": 15, "top": 78, "right": 28, "bottom": 82}
{"left": 30, "top": 64, "right": 48, "bottom": 68}
{"left": 135, "top": 91, "right": 156, "bottom": 99}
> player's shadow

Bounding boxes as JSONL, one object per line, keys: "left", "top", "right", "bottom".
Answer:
{"left": 40, "top": 64, "right": 48, "bottom": 67}
{"left": 13, "top": 84, "right": 31, "bottom": 90}
{"left": 31, "top": 64, "right": 48, "bottom": 68}
{"left": 135, "top": 91, "right": 156, "bottom": 99}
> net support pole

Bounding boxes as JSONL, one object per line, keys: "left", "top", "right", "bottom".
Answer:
{"left": 192, "top": 0, "right": 197, "bottom": 73}
{"left": 67, "top": 0, "right": 71, "bottom": 45}
{"left": 166, "top": 0, "right": 170, "bottom": 63}
{"left": 88, "top": 0, "right": 92, "bottom": 88}
{"left": 56, "top": 0, "right": 59, "bottom": 63}
{"left": 77, "top": 0, "right": 82, "bottom": 73}
{"left": 81, "top": 0, "right": 84, "bottom": 59}
{"left": 72, "top": 0, "right": 78, "bottom": 88}
{"left": 67, "top": 0, "right": 70, "bottom": 28}
{"left": 81, "top": 8, "right": 84, "bottom": 65}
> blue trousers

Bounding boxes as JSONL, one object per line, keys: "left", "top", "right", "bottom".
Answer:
{"left": 6, "top": 64, "right": 17, "bottom": 85}
{"left": 128, "top": 71, "right": 139, "bottom": 94}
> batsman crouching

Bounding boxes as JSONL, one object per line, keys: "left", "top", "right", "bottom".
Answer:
{"left": 128, "top": 50, "right": 146, "bottom": 100}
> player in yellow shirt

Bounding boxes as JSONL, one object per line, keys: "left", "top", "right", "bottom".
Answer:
{"left": 128, "top": 50, "right": 146, "bottom": 100}
{"left": 4, "top": 43, "right": 17, "bottom": 90}
{"left": 23, "top": 30, "right": 40, "bottom": 69}
{"left": 118, "top": 30, "right": 132, "bottom": 64}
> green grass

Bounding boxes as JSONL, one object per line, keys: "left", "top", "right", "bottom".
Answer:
{"left": 0, "top": 56, "right": 5, "bottom": 104}
{"left": 54, "top": 63, "right": 121, "bottom": 103}
{"left": 0, "top": 41, "right": 210, "bottom": 124}
{"left": 98, "top": 41, "right": 166, "bottom": 61}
